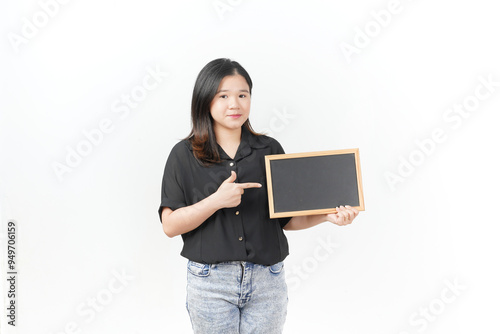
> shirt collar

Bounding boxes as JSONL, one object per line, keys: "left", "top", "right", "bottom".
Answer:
{"left": 188, "top": 125, "right": 269, "bottom": 161}
{"left": 234, "top": 125, "right": 268, "bottom": 161}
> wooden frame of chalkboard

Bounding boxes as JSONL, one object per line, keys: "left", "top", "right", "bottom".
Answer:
{"left": 265, "top": 148, "right": 365, "bottom": 218}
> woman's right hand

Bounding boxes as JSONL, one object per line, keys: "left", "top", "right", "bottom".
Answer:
{"left": 212, "top": 171, "right": 262, "bottom": 209}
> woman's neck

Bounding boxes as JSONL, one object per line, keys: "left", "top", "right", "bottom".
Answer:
{"left": 214, "top": 126, "right": 242, "bottom": 159}
{"left": 214, "top": 126, "right": 242, "bottom": 146}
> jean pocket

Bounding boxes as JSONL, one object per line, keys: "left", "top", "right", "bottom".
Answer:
{"left": 187, "top": 260, "right": 211, "bottom": 277}
{"left": 269, "top": 261, "right": 284, "bottom": 274}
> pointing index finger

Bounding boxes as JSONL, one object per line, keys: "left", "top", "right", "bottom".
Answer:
{"left": 238, "top": 182, "right": 262, "bottom": 189}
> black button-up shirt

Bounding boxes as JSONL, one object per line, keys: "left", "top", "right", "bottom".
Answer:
{"left": 158, "top": 126, "right": 291, "bottom": 265}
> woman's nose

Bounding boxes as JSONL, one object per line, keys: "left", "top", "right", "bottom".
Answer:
{"left": 228, "top": 97, "right": 239, "bottom": 109}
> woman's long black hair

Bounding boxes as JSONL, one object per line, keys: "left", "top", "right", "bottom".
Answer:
{"left": 185, "top": 58, "right": 261, "bottom": 166}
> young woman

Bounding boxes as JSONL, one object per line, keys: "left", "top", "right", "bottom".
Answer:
{"left": 158, "top": 58, "right": 359, "bottom": 333}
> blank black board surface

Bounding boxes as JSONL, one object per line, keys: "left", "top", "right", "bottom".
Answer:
{"left": 265, "top": 149, "right": 365, "bottom": 218}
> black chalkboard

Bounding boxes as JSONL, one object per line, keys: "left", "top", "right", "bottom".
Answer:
{"left": 265, "top": 149, "right": 365, "bottom": 218}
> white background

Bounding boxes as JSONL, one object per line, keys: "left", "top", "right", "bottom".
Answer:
{"left": 1, "top": 0, "right": 500, "bottom": 333}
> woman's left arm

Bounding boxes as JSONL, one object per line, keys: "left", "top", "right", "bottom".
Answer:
{"left": 283, "top": 205, "right": 359, "bottom": 231}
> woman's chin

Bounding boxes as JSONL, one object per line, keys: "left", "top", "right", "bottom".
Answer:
{"left": 216, "top": 119, "right": 247, "bottom": 131}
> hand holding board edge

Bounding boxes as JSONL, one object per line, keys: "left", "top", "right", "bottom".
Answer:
{"left": 264, "top": 148, "right": 365, "bottom": 218}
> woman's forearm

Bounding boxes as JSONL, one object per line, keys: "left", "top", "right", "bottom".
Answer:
{"left": 162, "top": 195, "right": 221, "bottom": 238}
{"left": 283, "top": 214, "right": 327, "bottom": 231}
{"left": 283, "top": 206, "right": 360, "bottom": 230}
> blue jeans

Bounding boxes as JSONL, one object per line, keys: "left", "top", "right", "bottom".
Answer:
{"left": 186, "top": 260, "right": 288, "bottom": 334}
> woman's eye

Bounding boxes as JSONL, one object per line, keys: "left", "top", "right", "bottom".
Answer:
{"left": 239, "top": 94, "right": 247, "bottom": 98}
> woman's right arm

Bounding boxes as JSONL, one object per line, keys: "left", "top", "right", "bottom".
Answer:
{"left": 161, "top": 171, "right": 261, "bottom": 238}
{"left": 161, "top": 195, "right": 221, "bottom": 238}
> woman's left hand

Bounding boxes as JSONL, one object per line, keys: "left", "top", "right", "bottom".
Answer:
{"left": 326, "top": 205, "right": 359, "bottom": 226}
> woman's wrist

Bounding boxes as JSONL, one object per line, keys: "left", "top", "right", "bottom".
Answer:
{"left": 202, "top": 192, "right": 223, "bottom": 212}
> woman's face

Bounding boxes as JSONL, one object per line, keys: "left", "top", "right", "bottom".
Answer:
{"left": 210, "top": 74, "right": 251, "bottom": 133}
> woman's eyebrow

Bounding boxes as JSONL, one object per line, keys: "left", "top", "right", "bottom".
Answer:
{"left": 217, "top": 89, "right": 250, "bottom": 93}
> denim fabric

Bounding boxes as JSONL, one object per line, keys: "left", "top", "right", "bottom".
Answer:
{"left": 186, "top": 260, "right": 288, "bottom": 334}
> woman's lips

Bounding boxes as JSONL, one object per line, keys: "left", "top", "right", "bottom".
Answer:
{"left": 228, "top": 114, "right": 242, "bottom": 118}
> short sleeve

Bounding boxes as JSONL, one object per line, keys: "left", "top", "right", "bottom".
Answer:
{"left": 158, "top": 142, "right": 188, "bottom": 223}
{"left": 270, "top": 138, "right": 293, "bottom": 229}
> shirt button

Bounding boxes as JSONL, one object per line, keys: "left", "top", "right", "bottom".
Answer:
{"left": 238, "top": 237, "right": 243, "bottom": 241}
{"left": 229, "top": 162, "right": 234, "bottom": 166}
{"left": 235, "top": 211, "right": 240, "bottom": 215}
